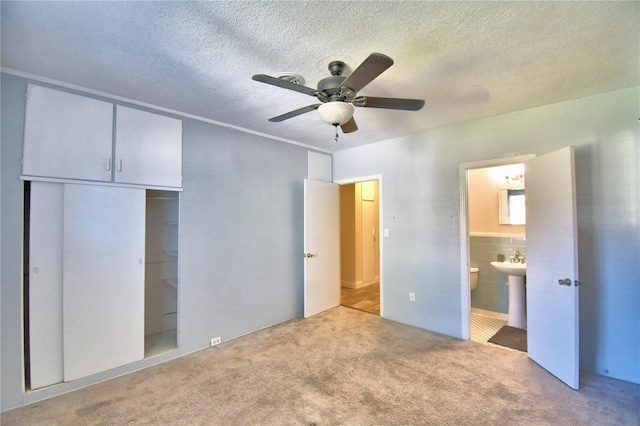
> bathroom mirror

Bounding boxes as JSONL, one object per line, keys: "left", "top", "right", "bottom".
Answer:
{"left": 498, "top": 189, "right": 525, "bottom": 225}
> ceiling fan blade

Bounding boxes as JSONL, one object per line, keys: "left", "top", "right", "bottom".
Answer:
{"left": 252, "top": 74, "right": 317, "bottom": 96}
{"left": 340, "top": 117, "right": 358, "bottom": 133}
{"left": 355, "top": 96, "right": 425, "bottom": 111}
{"left": 338, "top": 53, "right": 394, "bottom": 93}
{"left": 269, "top": 104, "right": 321, "bottom": 122}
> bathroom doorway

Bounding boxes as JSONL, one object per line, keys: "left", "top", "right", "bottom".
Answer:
{"left": 460, "top": 156, "right": 534, "bottom": 351}
{"left": 461, "top": 148, "right": 581, "bottom": 388}
{"left": 336, "top": 178, "right": 382, "bottom": 316}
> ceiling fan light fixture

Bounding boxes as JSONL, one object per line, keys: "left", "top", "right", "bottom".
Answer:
{"left": 318, "top": 102, "right": 354, "bottom": 126}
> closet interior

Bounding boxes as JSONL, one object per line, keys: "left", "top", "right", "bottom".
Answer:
{"left": 144, "top": 190, "right": 179, "bottom": 357}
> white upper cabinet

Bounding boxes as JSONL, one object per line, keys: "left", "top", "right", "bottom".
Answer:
{"left": 115, "top": 106, "right": 183, "bottom": 188}
{"left": 23, "top": 85, "right": 114, "bottom": 182}
{"left": 22, "top": 85, "right": 183, "bottom": 189}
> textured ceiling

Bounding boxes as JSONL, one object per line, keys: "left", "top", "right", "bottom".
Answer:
{"left": 2, "top": 1, "right": 638, "bottom": 152}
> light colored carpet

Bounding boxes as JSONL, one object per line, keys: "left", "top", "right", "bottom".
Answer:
{"left": 3, "top": 307, "right": 639, "bottom": 425}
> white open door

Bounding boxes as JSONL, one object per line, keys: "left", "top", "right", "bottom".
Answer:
{"left": 304, "top": 179, "right": 340, "bottom": 318}
{"left": 526, "top": 146, "right": 580, "bottom": 389}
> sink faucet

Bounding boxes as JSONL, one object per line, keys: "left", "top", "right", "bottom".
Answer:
{"left": 510, "top": 250, "right": 525, "bottom": 263}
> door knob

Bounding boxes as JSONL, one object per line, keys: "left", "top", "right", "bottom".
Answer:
{"left": 558, "top": 278, "right": 572, "bottom": 286}
{"left": 303, "top": 253, "right": 315, "bottom": 258}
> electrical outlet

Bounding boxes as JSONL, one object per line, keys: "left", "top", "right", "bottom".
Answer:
{"left": 210, "top": 337, "right": 221, "bottom": 346}
{"left": 409, "top": 292, "right": 416, "bottom": 302}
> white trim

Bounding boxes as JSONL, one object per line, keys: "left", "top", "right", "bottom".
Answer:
{"left": 20, "top": 175, "right": 183, "bottom": 192}
{"left": 2, "top": 67, "right": 331, "bottom": 154}
{"left": 334, "top": 174, "right": 384, "bottom": 318}
{"left": 341, "top": 279, "right": 379, "bottom": 289}
{"left": 470, "top": 232, "right": 526, "bottom": 238}
{"left": 459, "top": 154, "right": 536, "bottom": 340}
{"left": 460, "top": 154, "right": 536, "bottom": 171}
{"left": 333, "top": 175, "right": 381, "bottom": 185}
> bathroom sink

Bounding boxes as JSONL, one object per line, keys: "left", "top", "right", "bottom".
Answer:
{"left": 490, "top": 261, "right": 526, "bottom": 276}
{"left": 490, "top": 261, "right": 527, "bottom": 329}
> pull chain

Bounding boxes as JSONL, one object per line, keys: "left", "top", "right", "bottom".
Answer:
{"left": 334, "top": 125, "right": 339, "bottom": 143}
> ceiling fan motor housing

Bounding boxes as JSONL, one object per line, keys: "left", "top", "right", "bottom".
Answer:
{"left": 317, "top": 75, "right": 344, "bottom": 93}
{"left": 317, "top": 76, "right": 355, "bottom": 103}
{"left": 328, "top": 60, "right": 346, "bottom": 76}
{"left": 315, "top": 60, "right": 357, "bottom": 103}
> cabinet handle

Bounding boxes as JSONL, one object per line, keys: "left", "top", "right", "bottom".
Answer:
{"left": 107, "top": 158, "right": 112, "bottom": 171}
{"left": 118, "top": 159, "right": 123, "bottom": 172}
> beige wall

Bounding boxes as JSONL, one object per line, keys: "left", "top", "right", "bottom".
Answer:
{"left": 340, "top": 184, "right": 359, "bottom": 285}
{"left": 468, "top": 165, "right": 525, "bottom": 235}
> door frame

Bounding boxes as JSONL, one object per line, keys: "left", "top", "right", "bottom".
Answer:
{"left": 334, "top": 174, "right": 384, "bottom": 318}
{"left": 458, "top": 155, "right": 536, "bottom": 339}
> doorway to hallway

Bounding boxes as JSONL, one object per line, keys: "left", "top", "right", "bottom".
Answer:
{"left": 338, "top": 180, "right": 381, "bottom": 316}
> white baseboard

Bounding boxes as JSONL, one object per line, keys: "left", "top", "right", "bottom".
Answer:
{"left": 341, "top": 279, "right": 379, "bottom": 289}
{"left": 341, "top": 280, "right": 357, "bottom": 289}
{"left": 471, "top": 307, "right": 508, "bottom": 321}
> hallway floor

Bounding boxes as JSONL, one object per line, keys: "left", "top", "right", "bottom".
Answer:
{"left": 340, "top": 282, "right": 380, "bottom": 315}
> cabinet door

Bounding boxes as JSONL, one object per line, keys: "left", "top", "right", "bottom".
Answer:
{"left": 23, "top": 85, "right": 113, "bottom": 182}
{"left": 115, "top": 106, "right": 182, "bottom": 188}
{"left": 63, "top": 184, "right": 145, "bottom": 381}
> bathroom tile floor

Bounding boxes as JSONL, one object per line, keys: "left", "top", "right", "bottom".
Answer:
{"left": 470, "top": 312, "right": 507, "bottom": 343}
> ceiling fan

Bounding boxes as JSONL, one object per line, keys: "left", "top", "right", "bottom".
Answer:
{"left": 252, "top": 53, "right": 425, "bottom": 140}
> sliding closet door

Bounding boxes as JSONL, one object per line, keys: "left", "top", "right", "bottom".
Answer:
{"left": 63, "top": 184, "right": 145, "bottom": 381}
{"left": 28, "top": 182, "right": 64, "bottom": 389}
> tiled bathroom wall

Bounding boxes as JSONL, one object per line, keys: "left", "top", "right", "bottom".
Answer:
{"left": 470, "top": 235, "right": 526, "bottom": 314}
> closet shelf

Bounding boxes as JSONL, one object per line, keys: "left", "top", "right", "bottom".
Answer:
{"left": 163, "top": 278, "right": 178, "bottom": 288}
{"left": 146, "top": 196, "right": 178, "bottom": 201}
